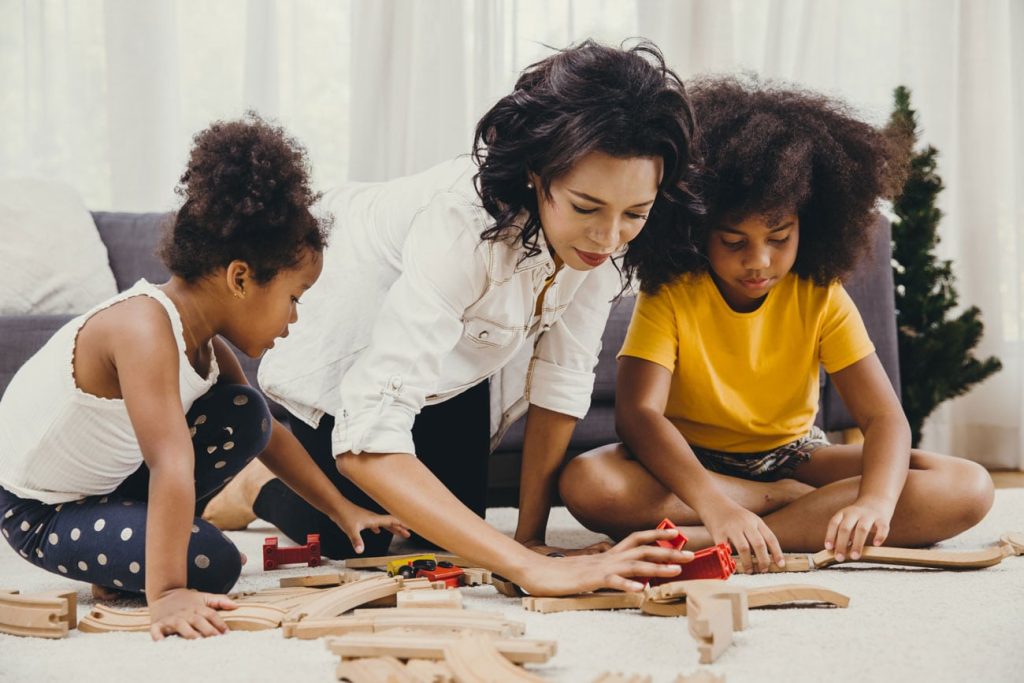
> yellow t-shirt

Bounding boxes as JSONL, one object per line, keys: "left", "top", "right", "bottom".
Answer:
{"left": 618, "top": 272, "right": 875, "bottom": 452}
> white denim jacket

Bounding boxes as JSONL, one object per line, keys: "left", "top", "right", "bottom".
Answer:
{"left": 258, "top": 157, "right": 622, "bottom": 458}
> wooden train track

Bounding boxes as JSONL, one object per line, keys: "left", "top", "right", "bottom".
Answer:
{"left": 750, "top": 541, "right": 1014, "bottom": 573}
{"left": 0, "top": 589, "right": 78, "bottom": 639}
{"left": 327, "top": 631, "right": 557, "bottom": 664}
{"left": 79, "top": 603, "right": 287, "bottom": 633}
{"left": 283, "top": 607, "right": 524, "bottom": 640}
{"left": 443, "top": 635, "right": 546, "bottom": 682}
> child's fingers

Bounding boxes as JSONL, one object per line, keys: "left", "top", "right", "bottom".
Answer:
{"left": 849, "top": 521, "right": 872, "bottom": 560}
{"left": 732, "top": 535, "right": 753, "bottom": 574}
{"left": 603, "top": 574, "right": 647, "bottom": 593}
{"left": 763, "top": 526, "right": 786, "bottom": 567}
{"left": 150, "top": 623, "right": 166, "bottom": 642}
{"left": 745, "top": 530, "right": 771, "bottom": 573}
{"left": 872, "top": 520, "right": 890, "bottom": 546}
{"left": 344, "top": 527, "right": 366, "bottom": 554}
{"left": 834, "top": 517, "right": 856, "bottom": 561}
{"left": 204, "top": 594, "right": 237, "bottom": 611}
{"left": 824, "top": 511, "right": 843, "bottom": 550}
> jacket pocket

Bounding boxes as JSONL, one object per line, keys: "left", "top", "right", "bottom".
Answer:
{"left": 463, "top": 317, "right": 518, "bottom": 348}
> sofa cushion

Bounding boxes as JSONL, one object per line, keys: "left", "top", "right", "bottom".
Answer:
{"left": 92, "top": 212, "right": 173, "bottom": 290}
{"left": 0, "top": 314, "right": 74, "bottom": 400}
{"left": 0, "top": 180, "right": 118, "bottom": 315}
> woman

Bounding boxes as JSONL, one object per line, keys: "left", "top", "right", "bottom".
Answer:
{"left": 207, "top": 40, "right": 703, "bottom": 596}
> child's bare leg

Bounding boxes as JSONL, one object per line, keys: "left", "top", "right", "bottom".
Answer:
{"left": 749, "top": 446, "right": 994, "bottom": 554}
{"left": 558, "top": 442, "right": 814, "bottom": 539}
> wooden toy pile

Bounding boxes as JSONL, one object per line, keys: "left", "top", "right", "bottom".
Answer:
{"left": 0, "top": 532, "right": 1021, "bottom": 681}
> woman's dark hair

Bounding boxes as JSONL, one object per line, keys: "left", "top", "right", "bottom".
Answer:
{"left": 472, "top": 39, "right": 702, "bottom": 294}
{"left": 683, "top": 76, "right": 909, "bottom": 287}
{"left": 160, "top": 112, "right": 330, "bottom": 283}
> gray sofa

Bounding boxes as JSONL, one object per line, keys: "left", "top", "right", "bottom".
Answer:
{"left": 0, "top": 212, "right": 900, "bottom": 508}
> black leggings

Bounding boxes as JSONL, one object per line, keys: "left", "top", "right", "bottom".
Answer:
{"left": 253, "top": 380, "right": 490, "bottom": 559}
{"left": 0, "top": 383, "right": 271, "bottom": 594}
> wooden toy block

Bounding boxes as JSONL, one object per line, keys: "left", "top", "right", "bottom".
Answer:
{"left": 280, "top": 570, "right": 364, "bottom": 588}
{"left": 284, "top": 607, "right": 524, "bottom": 639}
{"left": 523, "top": 592, "right": 644, "bottom": 614}
{"left": 0, "top": 589, "right": 77, "bottom": 639}
{"left": 335, "top": 656, "right": 419, "bottom": 682}
{"left": 1000, "top": 531, "right": 1024, "bottom": 556}
{"left": 459, "top": 567, "right": 492, "bottom": 586}
{"left": 396, "top": 588, "right": 463, "bottom": 609}
{"left": 404, "top": 658, "right": 455, "bottom": 682}
{"left": 443, "top": 635, "right": 547, "bottom": 682}
{"left": 327, "top": 632, "right": 557, "bottom": 664}
{"left": 264, "top": 533, "right": 321, "bottom": 570}
{"left": 681, "top": 581, "right": 749, "bottom": 664}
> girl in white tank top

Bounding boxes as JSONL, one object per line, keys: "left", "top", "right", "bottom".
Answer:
{"left": 0, "top": 113, "right": 408, "bottom": 641}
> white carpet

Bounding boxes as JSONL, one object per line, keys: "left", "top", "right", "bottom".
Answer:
{"left": 2, "top": 491, "right": 1023, "bottom": 683}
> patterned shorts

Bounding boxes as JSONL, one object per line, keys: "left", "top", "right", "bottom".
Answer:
{"left": 690, "top": 426, "right": 831, "bottom": 482}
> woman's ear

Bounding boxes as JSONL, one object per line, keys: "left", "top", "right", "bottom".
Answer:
{"left": 224, "top": 260, "right": 251, "bottom": 300}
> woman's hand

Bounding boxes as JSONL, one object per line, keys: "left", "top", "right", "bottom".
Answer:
{"left": 148, "top": 588, "right": 236, "bottom": 641}
{"left": 702, "top": 499, "right": 784, "bottom": 573}
{"left": 331, "top": 501, "right": 411, "bottom": 554}
{"left": 522, "top": 539, "right": 614, "bottom": 557}
{"left": 515, "top": 529, "right": 693, "bottom": 596}
{"left": 824, "top": 496, "right": 895, "bottom": 561}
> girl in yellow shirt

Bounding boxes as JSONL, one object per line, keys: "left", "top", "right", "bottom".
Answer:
{"left": 558, "top": 78, "right": 995, "bottom": 573}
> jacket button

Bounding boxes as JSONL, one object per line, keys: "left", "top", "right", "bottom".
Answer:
{"left": 479, "top": 330, "right": 489, "bottom": 340}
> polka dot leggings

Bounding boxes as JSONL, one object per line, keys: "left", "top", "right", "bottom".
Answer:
{"left": 0, "top": 383, "right": 271, "bottom": 595}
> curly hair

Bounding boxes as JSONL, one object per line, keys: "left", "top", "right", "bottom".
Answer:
{"left": 672, "top": 76, "right": 909, "bottom": 290}
{"left": 160, "top": 112, "right": 330, "bottom": 284}
{"left": 472, "top": 39, "right": 703, "bottom": 294}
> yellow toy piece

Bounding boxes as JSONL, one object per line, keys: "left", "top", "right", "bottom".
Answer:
{"left": 386, "top": 554, "right": 437, "bottom": 577}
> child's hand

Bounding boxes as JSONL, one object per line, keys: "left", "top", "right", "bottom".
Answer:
{"left": 331, "top": 501, "right": 411, "bottom": 554}
{"left": 522, "top": 539, "right": 614, "bottom": 557}
{"left": 517, "top": 529, "right": 693, "bottom": 596}
{"left": 148, "top": 588, "right": 236, "bottom": 641}
{"left": 824, "top": 496, "right": 895, "bottom": 562}
{"left": 703, "top": 501, "right": 784, "bottom": 573}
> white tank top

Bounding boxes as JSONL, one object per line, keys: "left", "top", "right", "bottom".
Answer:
{"left": 0, "top": 279, "right": 220, "bottom": 504}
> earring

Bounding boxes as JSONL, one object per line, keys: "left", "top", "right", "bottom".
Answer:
{"left": 526, "top": 181, "right": 534, "bottom": 189}
{"left": 234, "top": 289, "right": 245, "bottom": 300}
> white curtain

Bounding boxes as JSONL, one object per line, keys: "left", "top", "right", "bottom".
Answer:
{"left": 2, "top": 0, "right": 1021, "bottom": 467}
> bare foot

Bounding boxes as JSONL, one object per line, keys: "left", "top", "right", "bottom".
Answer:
{"left": 202, "top": 458, "right": 276, "bottom": 531}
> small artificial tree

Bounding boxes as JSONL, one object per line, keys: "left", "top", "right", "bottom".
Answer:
{"left": 887, "top": 86, "right": 1002, "bottom": 446}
